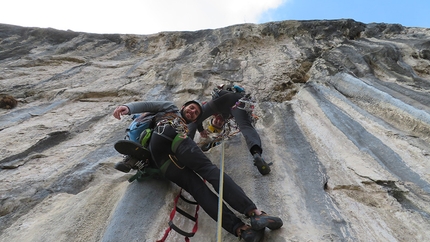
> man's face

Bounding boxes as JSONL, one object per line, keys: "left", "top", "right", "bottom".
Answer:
{"left": 212, "top": 116, "right": 225, "bottom": 128}
{"left": 182, "top": 103, "right": 201, "bottom": 122}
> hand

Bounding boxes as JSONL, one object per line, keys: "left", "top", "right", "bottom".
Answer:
{"left": 113, "top": 105, "right": 130, "bottom": 120}
{"left": 199, "top": 130, "right": 209, "bottom": 138}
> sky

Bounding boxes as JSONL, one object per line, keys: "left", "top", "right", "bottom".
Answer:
{"left": 1, "top": 0, "right": 429, "bottom": 35}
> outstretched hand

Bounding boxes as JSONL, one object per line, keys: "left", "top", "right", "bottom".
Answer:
{"left": 113, "top": 105, "right": 130, "bottom": 120}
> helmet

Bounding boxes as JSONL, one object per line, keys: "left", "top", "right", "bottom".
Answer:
{"left": 181, "top": 100, "right": 203, "bottom": 122}
{"left": 182, "top": 100, "right": 202, "bottom": 111}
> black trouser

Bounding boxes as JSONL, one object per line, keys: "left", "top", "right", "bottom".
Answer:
{"left": 230, "top": 106, "right": 262, "bottom": 154}
{"left": 149, "top": 124, "right": 257, "bottom": 235}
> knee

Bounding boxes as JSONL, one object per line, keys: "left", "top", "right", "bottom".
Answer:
{"left": 250, "top": 145, "right": 262, "bottom": 155}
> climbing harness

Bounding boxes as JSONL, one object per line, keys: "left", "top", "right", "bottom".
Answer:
{"left": 157, "top": 189, "right": 200, "bottom": 242}
{"left": 156, "top": 113, "right": 189, "bottom": 138}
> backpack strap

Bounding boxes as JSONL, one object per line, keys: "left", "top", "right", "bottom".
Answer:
{"left": 139, "top": 128, "right": 152, "bottom": 147}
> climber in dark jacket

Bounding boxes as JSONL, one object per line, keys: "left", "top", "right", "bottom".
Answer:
{"left": 188, "top": 84, "right": 271, "bottom": 175}
{"left": 113, "top": 100, "right": 282, "bottom": 242}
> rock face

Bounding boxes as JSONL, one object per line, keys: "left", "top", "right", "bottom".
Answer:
{"left": 1, "top": 19, "right": 429, "bottom": 241}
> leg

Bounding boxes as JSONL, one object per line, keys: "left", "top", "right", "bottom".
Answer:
{"left": 230, "top": 108, "right": 262, "bottom": 154}
{"left": 210, "top": 91, "right": 244, "bottom": 112}
{"left": 163, "top": 163, "right": 245, "bottom": 236}
{"left": 230, "top": 108, "right": 271, "bottom": 175}
{"left": 174, "top": 138, "right": 257, "bottom": 215}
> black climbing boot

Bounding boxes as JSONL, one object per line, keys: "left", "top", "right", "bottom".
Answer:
{"left": 250, "top": 212, "right": 283, "bottom": 230}
{"left": 253, "top": 153, "right": 271, "bottom": 175}
{"left": 114, "top": 156, "right": 137, "bottom": 173}
{"left": 239, "top": 227, "right": 264, "bottom": 242}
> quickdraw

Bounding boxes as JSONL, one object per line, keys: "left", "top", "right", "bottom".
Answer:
{"left": 232, "top": 94, "right": 256, "bottom": 113}
{"left": 134, "top": 159, "right": 150, "bottom": 171}
{"left": 156, "top": 113, "right": 189, "bottom": 137}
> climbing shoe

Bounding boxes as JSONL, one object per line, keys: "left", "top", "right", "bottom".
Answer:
{"left": 239, "top": 227, "right": 264, "bottom": 242}
{"left": 253, "top": 153, "right": 271, "bottom": 175}
{"left": 250, "top": 212, "right": 283, "bottom": 230}
{"left": 114, "top": 156, "right": 137, "bottom": 173}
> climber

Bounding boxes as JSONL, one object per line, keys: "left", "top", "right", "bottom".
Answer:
{"left": 112, "top": 100, "right": 283, "bottom": 241}
{"left": 188, "top": 84, "right": 271, "bottom": 175}
{"left": 198, "top": 114, "right": 228, "bottom": 151}
{"left": 208, "top": 114, "right": 226, "bottom": 133}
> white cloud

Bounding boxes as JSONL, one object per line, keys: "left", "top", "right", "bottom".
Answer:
{"left": 1, "top": 0, "right": 286, "bottom": 35}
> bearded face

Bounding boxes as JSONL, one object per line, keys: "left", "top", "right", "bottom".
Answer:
{"left": 181, "top": 103, "right": 202, "bottom": 123}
